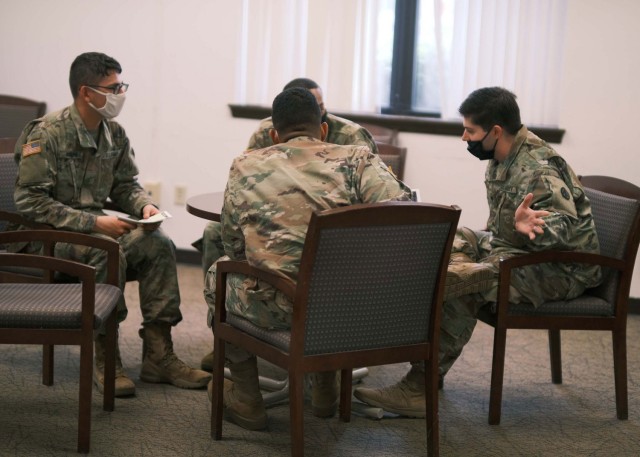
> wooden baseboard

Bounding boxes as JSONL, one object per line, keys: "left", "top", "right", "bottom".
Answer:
{"left": 176, "top": 248, "right": 201, "bottom": 266}
{"left": 175, "top": 248, "right": 640, "bottom": 314}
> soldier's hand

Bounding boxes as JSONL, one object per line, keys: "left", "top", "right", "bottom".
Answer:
{"left": 515, "top": 193, "right": 550, "bottom": 240}
{"left": 140, "top": 204, "right": 161, "bottom": 232}
{"left": 95, "top": 215, "right": 136, "bottom": 239}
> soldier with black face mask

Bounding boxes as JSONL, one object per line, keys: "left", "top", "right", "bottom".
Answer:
{"left": 354, "top": 86, "right": 602, "bottom": 418}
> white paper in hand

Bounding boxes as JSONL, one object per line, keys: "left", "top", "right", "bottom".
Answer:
{"left": 117, "top": 210, "right": 172, "bottom": 225}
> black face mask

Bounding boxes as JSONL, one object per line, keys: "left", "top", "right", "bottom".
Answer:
{"left": 467, "top": 129, "right": 498, "bottom": 161}
{"left": 321, "top": 111, "right": 328, "bottom": 124}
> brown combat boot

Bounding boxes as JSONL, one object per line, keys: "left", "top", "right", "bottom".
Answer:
{"left": 94, "top": 333, "right": 136, "bottom": 397}
{"left": 200, "top": 350, "right": 214, "bottom": 372}
{"left": 353, "top": 365, "right": 426, "bottom": 417}
{"left": 222, "top": 357, "right": 267, "bottom": 430}
{"left": 312, "top": 370, "right": 339, "bottom": 418}
{"left": 139, "top": 322, "right": 211, "bottom": 389}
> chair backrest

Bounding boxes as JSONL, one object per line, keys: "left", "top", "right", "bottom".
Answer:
{"left": 377, "top": 142, "right": 407, "bottom": 181}
{"left": 291, "top": 202, "right": 460, "bottom": 356}
{"left": 0, "top": 151, "right": 19, "bottom": 232}
{"left": 360, "top": 122, "right": 398, "bottom": 145}
{"left": 0, "top": 95, "right": 46, "bottom": 138}
{"left": 582, "top": 179, "right": 640, "bottom": 303}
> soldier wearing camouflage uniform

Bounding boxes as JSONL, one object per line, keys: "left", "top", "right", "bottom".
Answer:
{"left": 354, "top": 86, "right": 602, "bottom": 417}
{"left": 196, "top": 77, "right": 379, "bottom": 370}
{"left": 11, "top": 52, "right": 210, "bottom": 397}
{"left": 203, "top": 87, "right": 410, "bottom": 430}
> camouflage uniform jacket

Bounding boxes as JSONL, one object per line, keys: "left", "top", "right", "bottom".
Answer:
{"left": 13, "top": 104, "right": 154, "bottom": 233}
{"left": 246, "top": 113, "right": 379, "bottom": 154}
{"left": 485, "top": 126, "right": 602, "bottom": 295}
{"left": 220, "top": 136, "right": 410, "bottom": 326}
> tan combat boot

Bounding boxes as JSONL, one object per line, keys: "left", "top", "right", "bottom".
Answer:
{"left": 222, "top": 357, "right": 268, "bottom": 430}
{"left": 312, "top": 370, "right": 339, "bottom": 418}
{"left": 353, "top": 365, "right": 426, "bottom": 417}
{"left": 139, "top": 322, "right": 211, "bottom": 389}
{"left": 444, "top": 252, "right": 496, "bottom": 301}
{"left": 93, "top": 333, "right": 136, "bottom": 397}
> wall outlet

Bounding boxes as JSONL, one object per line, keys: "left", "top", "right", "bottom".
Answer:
{"left": 174, "top": 185, "right": 187, "bottom": 206}
{"left": 144, "top": 181, "right": 161, "bottom": 203}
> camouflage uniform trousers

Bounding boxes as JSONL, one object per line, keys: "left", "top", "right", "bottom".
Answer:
{"left": 200, "top": 221, "right": 225, "bottom": 279}
{"left": 204, "top": 255, "right": 293, "bottom": 363}
{"left": 419, "top": 227, "right": 589, "bottom": 377}
{"left": 24, "top": 226, "right": 183, "bottom": 333}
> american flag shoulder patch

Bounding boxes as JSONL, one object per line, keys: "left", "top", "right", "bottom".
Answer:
{"left": 22, "top": 141, "right": 42, "bottom": 157}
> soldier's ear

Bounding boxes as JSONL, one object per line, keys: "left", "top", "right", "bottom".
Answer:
{"left": 320, "top": 122, "right": 328, "bottom": 141}
{"left": 269, "top": 128, "right": 280, "bottom": 144}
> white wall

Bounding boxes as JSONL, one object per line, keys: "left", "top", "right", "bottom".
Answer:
{"left": 1, "top": 0, "right": 639, "bottom": 295}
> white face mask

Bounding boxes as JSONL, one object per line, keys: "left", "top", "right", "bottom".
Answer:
{"left": 87, "top": 86, "right": 126, "bottom": 119}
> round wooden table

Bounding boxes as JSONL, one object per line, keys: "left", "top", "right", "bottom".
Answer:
{"left": 185, "top": 191, "right": 225, "bottom": 222}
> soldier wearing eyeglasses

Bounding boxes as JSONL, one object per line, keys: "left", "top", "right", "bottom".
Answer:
{"left": 12, "top": 51, "right": 211, "bottom": 397}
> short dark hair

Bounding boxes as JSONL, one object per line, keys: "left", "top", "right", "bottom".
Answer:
{"left": 69, "top": 52, "right": 122, "bottom": 98}
{"left": 283, "top": 78, "right": 319, "bottom": 91}
{"left": 272, "top": 87, "right": 321, "bottom": 135}
{"left": 458, "top": 87, "right": 522, "bottom": 135}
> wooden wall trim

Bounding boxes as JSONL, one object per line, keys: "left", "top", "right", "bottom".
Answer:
{"left": 228, "top": 104, "right": 566, "bottom": 144}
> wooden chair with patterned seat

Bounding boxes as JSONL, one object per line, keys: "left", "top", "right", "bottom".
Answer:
{"left": 478, "top": 176, "right": 640, "bottom": 425}
{"left": 0, "top": 229, "right": 121, "bottom": 453}
{"left": 211, "top": 201, "right": 461, "bottom": 457}
{"left": 0, "top": 95, "right": 46, "bottom": 138}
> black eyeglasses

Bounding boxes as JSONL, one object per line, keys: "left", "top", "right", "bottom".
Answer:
{"left": 87, "top": 82, "right": 129, "bottom": 95}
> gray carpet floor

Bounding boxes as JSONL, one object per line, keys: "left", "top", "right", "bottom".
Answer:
{"left": 1, "top": 263, "right": 639, "bottom": 456}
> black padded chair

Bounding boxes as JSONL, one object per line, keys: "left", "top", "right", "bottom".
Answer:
{"left": 211, "top": 202, "right": 461, "bottom": 457}
{"left": 0, "top": 95, "right": 46, "bottom": 138}
{"left": 478, "top": 176, "right": 640, "bottom": 424}
{"left": 0, "top": 229, "right": 121, "bottom": 453}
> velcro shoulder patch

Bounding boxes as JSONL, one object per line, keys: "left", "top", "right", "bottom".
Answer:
{"left": 22, "top": 141, "right": 42, "bottom": 157}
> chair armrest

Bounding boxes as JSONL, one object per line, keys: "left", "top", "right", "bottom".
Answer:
{"left": 0, "top": 252, "right": 120, "bottom": 331}
{"left": 216, "top": 260, "right": 297, "bottom": 299}
{"left": 214, "top": 259, "right": 297, "bottom": 325}
{"left": 0, "top": 209, "right": 52, "bottom": 229}
{"left": 498, "top": 250, "right": 624, "bottom": 274}
{"left": 0, "top": 229, "right": 120, "bottom": 287}
{"left": 495, "top": 250, "right": 625, "bottom": 317}
{"left": 0, "top": 252, "right": 96, "bottom": 285}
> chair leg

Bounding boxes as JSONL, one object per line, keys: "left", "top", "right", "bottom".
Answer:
{"left": 548, "top": 329, "right": 562, "bottom": 384}
{"left": 289, "top": 372, "right": 305, "bottom": 457}
{"left": 77, "top": 334, "right": 94, "bottom": 453}
{"left": 488, "top": 326, "right": 508, "bottom": 425}
{"left": 103, "top": 313, "right": 117, "bottom": 412}
{"left": 425, "top": 359, "right": 439, "bottom": 457}
{"left": 339, "top": 368, "right": 352, "bottom": 422}
{"left": 42, "top": 344, "right": 54, "bottom": 386}
{"left": 612, "top": 329, "right": 629, "bottom": 420}
{"left": 211, "top": 335, "right": 226, "bottom": 440}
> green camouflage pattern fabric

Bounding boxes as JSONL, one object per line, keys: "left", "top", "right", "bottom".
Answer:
{"left": 482, "top": 125, "right": 601, "bottom": 304}
{"left": 13, "top": 104, "right": 154, "bottom": 231}
{"left": 196, "top": 112, "right": 379, "bottom": 278}
{"left": 246, "top": 113, "right": 379, "bottom": 155}
{"left": 432, "top": 126, "right": 603, "bottom": 377}
{"left": 204, "top": 136, "right": 411, "bottom": 329}
{"left": 11, "top": 104, "right": 182, "bottom": 327}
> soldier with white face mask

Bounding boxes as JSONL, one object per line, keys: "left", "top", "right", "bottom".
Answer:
{"left": 12, "top": 51, "right": 211, "bottom": 398}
